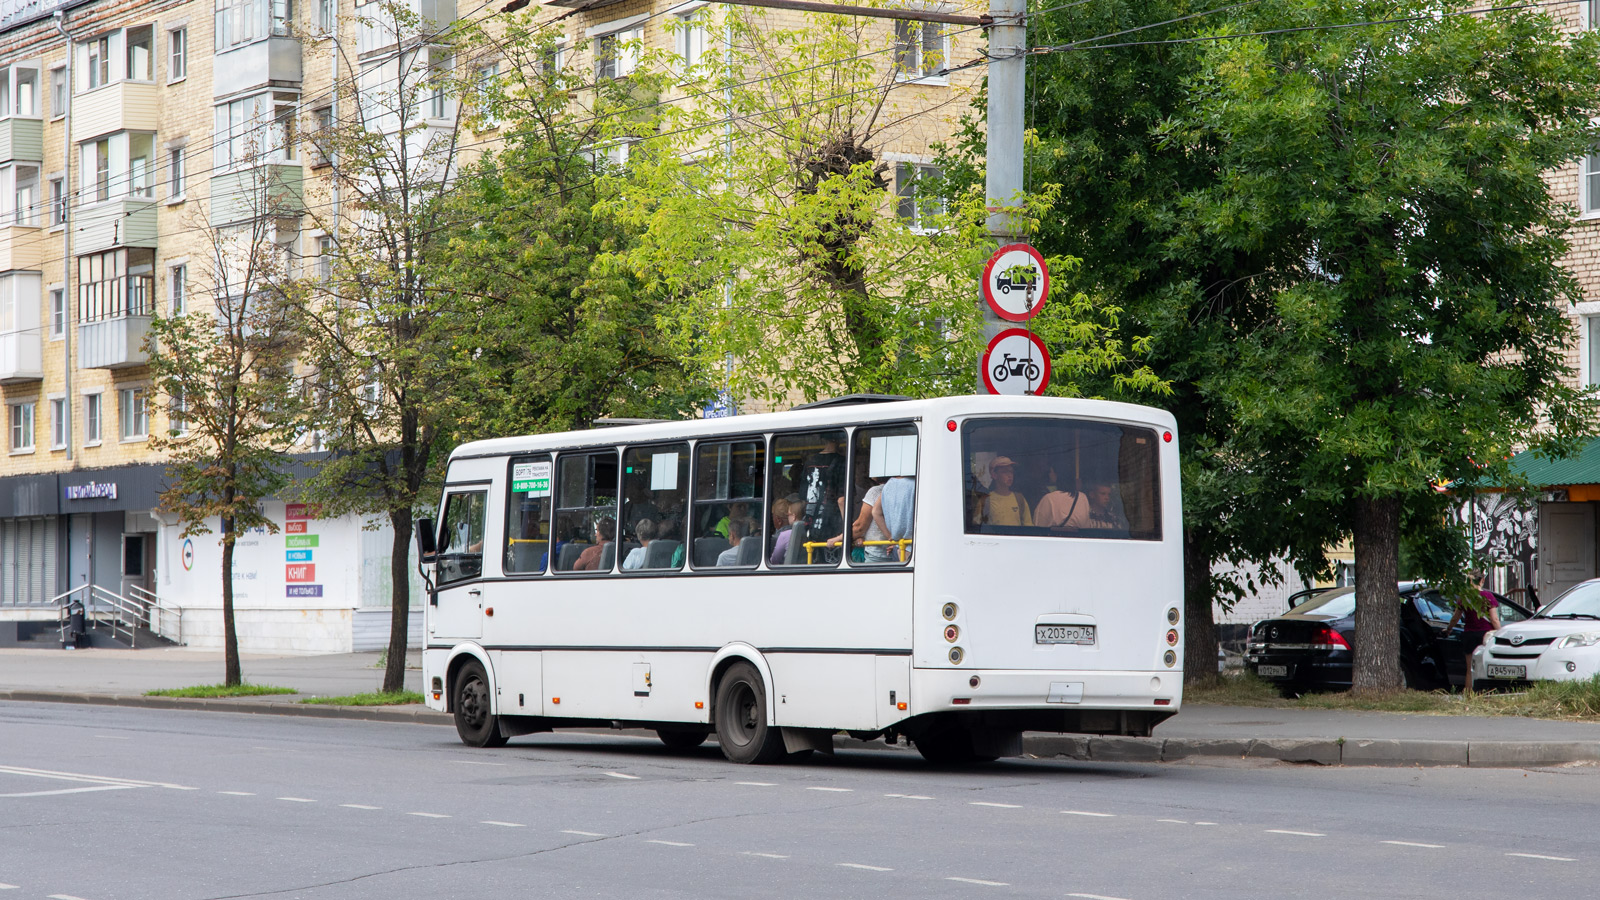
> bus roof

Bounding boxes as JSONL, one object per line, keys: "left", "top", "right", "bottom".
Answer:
{"left": 447, "top": 394, "right": 1178, "bottom": 462}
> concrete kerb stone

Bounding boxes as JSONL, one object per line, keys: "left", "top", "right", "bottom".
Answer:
{"left": 1468, "top": 741, "right": 1600, "bottom": 768}
{"left": 0, "top": 689, "right": 452, "bottom": 725}
{"left": 1161, "top": 738, "right": 1252, "bottom": 761}
{"left": 1341, "top": 739, "right": 1468, "bottom": 767}
{"left": 1087, "top": 736, "right": 1164, "bottom": 762}
{"left": 1243, "top": 738, "right": 1342, "bottom": 765}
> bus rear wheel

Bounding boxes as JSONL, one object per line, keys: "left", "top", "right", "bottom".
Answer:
{"left": 714, "top": 662, "right": 786, "bottom": 764}
{"left": 453, "top": 659, "right": 508, "bottom": 748}
{"left": 657, "top": 729, "right": 709, "bottom": 750}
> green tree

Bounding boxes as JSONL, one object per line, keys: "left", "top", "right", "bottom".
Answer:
{"left": 1164, "top": 0, "right": 1600, "bottom": 691}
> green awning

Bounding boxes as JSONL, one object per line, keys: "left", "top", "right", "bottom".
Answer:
{"left": 1501, "top": 436, "right": 1600, "bottom": 488}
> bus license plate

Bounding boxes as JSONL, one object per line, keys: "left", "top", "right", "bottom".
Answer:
{"left": 1487, "top": 664, "right": 1525, "bottom": 679}
{"left": 1257, "top": 665, "right": 1289, "bottom": 678}
{"left": 1036, "top": 624, "right": 1095, "bottom": 645}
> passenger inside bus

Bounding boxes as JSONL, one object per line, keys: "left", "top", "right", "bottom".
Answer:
{"left": 623, "top": 519, "right": 656, "bottom": 570}
{"left": 572, "top": 518, "right": 615, "bottom": 571}
{"left": 881, "top": 474, "right": 915, "bottom": 561}
{"left": 717, "top": 518, "right": 754, "bottom": 566}
{"left": 769, "top": 499, "right": 803, "bottom": 566}
{"left": 972, "top": 456, "right": 1033, "bottom": 527}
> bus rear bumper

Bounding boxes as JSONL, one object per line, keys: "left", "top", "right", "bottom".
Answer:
{"left": 910, "top": 667, "right": 1182, "bottom": 716}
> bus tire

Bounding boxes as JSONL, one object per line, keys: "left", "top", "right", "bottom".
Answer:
{"left": 452, "top": 658, "right": 508, "bottom": 748}
{"left": 914, "top": 725, "right": 989, "bottom": 764}
{"left": 657, "top": 728, "right": 709, "bottom": 750}
{"left": 714, "top": 662, "right": 786, "bottom": 764}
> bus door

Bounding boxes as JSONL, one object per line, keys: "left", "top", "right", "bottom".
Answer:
{"left": 430, "top": 489, "right": 488, "bottom": 641}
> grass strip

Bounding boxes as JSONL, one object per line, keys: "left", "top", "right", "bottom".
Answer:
{"left": 1187, "top": 671, "right": 1600, "bottom": 721}
{"left": 299, "top": 690, "right": 425, "bottom": 706}
{"left": 145, "top": 684, "right": 298, "bottom": 698}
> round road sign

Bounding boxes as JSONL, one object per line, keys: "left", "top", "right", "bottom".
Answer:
{"left": 982, "top": 329, "right": 1052, "bottom": 396}
{"left": 981, "top": 243, "right": 1050, "bottom": 322}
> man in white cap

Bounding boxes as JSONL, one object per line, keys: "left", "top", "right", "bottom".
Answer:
{"left": 973, "top": 456, "right": 1033, "bottom": 527}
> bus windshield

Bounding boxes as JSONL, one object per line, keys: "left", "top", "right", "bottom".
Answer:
{"left": 963, "top": 417, "right": 1161, "bottom": 540}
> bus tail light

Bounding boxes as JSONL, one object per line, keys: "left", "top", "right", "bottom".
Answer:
{"left": 942, "top": 602, "right": 959, "bottom": 620}
{"left": 1163, "top": 650, "right": 1176, "bottom": 667}
{"left": 949, "top": 647, "right": 965, "bottom": 664}
{"left": 952, "top": 698, "right": 971, "bottom": 705}
{"left": 947, "top": 419, "right": 958, "bottom": 432}
{"left": 1167, "top": 607, "right": 1180, "bottom": 625}
{"left": 1166, "top": 629, "right": 1179, "bottom": 646}
{"left": 945, "top": 625, "right": 960, "bottom": 642}
{"left": 1155, "top": 698, "right": 1171, "bottom": 706}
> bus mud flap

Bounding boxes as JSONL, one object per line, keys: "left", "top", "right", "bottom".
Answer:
{"left": 781, "top": 728, "right": 836, "bottom": 755}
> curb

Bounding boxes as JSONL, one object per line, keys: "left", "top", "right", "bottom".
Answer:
{"left": 7, "top": 691, "right": 1597, "bottom": 767}
{"left": 1022, "top": 734, "right": 1600, "bottom": 768}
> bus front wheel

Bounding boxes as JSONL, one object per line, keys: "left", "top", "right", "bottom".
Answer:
{"left": 453, "top": 658, "right": 509, "bottom": 748}
{"left": 714, "top": 662, "right": 786, "bottom": 764}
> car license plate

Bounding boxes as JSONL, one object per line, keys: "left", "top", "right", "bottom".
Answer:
{"left": 1487, "top": 664, "right": 1525, "bottom": 679}
{"left": 1036, "top": 624, "right": 1095, "bottom": 645}
{"left": 1257, "top": 665, "right": 1289, "bottom": 678}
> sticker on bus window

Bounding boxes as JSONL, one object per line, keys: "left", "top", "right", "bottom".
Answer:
{"left": 512, "top": 461, "right": 552, "bottom": 496}
{"left": 869, "top": 435, "right": 918, "bottom": 478}
{"left": 651, "top": 453, "right": 680, "bottom": 490}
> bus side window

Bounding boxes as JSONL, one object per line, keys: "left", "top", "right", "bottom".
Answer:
{"left": 849, "top": 426, "right": 917, "bottom": 566}
{"left": 769, "top": 430, "right": 847, "bottom": 567}
{"left": 621, "top": 443, "right": 690, "bottom": 572}
{"left": 437, "top": 491, "right": 487, "bottom": 586}
{"left": 505, "top": 455, "right": 553, "bottom": 575}
{"left": 552, "top": 451, "right": 619, "bottom": 573}
{"left": 691, "top": 439, "right": 765, "bottom": 569}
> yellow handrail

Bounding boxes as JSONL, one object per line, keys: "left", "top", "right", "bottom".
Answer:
{"left": 802, "top": 539, "right": 914, "bottom": 564}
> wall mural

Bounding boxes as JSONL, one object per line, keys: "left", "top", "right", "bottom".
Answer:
{"left": 1449, "top": 492, "right": 1538, "bottom": 599}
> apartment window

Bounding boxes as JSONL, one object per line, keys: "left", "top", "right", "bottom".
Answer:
{"left": 84, "top": 392, "right": 102, "bottom": 444}
{"left": 427, "top": 51, "right": 452, "bottom": 120}
{"left": 311, "top": 106, "right": 333, "bottom": 164}
{"left": 894, "top": 20, "right": 946, "bottom": 81}
{"left": 9, "top": 402, "right": 34, "bottom": 452}
{"left": 49, "top": 398, "right": 66, "bottom": 449}
{"left": 476, "top": 63, "right": 499, "bottom": 128}
{"left": 169, "top": 387, "right": 188, "bottom": 437}
{"left": 0, "top": 66, "right": 40, "bottom": 117}
{"left": 595, "top": 27, "right": 642, "bottom": 81}
{"left": 273, "top": 0, "right": 294, "bottom": 36}
{"left": 169, "top": 148, "right": 186, "bottom": 197}
{"left": 49, "top": 66, "right": 64, "bottom": 117}
{"left": 90, "top": 139, "right": 110, "bottom": 201}
{"left": 1590, "top": 0, "right": 1600, "bottom": 29}
{"left": 49, "top": 288, "right": 64, "bottom": 338}
{"left": 316, "top": 235, "right": 333, "bottom": 282}
{"left": 214, "top": 93, "right": 297, "bottom": 169}
{"left": 896, "top": 162, "right": 945, "bottom": 230}
{"left": 126, "top": 26, "right": 153, "bottom": 81}
{"left": 319, "top": 0, "right": 335, "bottom": 30}
{"left": 78, "top": 248, "right": 155, "bottom": 322}
{"left": 170, "top": 263, "right": 187, "bottom": 314}
{"left": 169, "top": 27, "right": 188, "bottom": 81}
{"left": 119, "top": 388, "right": 148, "bottom": 441}
{"left": 676, "top": 12, "right": 707, "bottom": 70}
{"left": 1586, "top": 154, "right": 1600, "bottom": 216}
{"left": 48, "top": 176, "right": 63, "bottom": 225}
{"left": 86, "top": 35, "right": 111, "bottom": 88}
{"left": 7, "top": 164, "right": 38, "bottom": 225}
{"left": 543, "top": 43, "right": 568, "bottom": 78}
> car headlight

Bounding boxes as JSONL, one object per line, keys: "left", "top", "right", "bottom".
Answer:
{"left": 1556, "top": 632, "right": 1600, "bottom": 649}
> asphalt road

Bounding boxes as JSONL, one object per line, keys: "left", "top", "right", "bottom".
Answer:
{"left": 2, "top": 702, "right": 1594, "bottom": 900}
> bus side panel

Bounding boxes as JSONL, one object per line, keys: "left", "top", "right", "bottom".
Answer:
{"left": 766, "top": 653, "right": 877, "bottom": 731}
{"left": 543, "top": 650, "right": 714, "bottom": 724}
{"left": 488, "top": 649, "right": 543, "bottom": 717}
{"left": 874, "top": 655, "right": 911, "bottom": 729}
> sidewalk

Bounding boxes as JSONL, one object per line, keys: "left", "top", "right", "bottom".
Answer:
{"left": 4, "top": 648, "right": 1600, "bottom": 767}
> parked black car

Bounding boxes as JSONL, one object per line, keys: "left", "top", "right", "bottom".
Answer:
{"left": 1246, "top": 583, "right": 1532, "bottom": 695}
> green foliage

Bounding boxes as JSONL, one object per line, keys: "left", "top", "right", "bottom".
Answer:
{"left": 145, "top": 684, "right": 298, "bottom": 698}
{"left": 300, "top": 691, "right": 425, "bottom": 706}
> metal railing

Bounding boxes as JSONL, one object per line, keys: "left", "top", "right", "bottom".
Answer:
{"left": 51, "top": 583, "right": 180, "bottom": 648}
{"left": 128, "top": 584, "right": 181, "bottom": 646}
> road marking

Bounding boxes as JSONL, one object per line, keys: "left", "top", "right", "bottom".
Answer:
{"left": 93, "top": 735, "right": 129, "bottom": 740}
{"left": 1157, "top": 819, "right": 1187, "bottom": 824}
{"left": 1383, "top": 841, "right": 1445, "bottom": 849}
{"left": 1507, "top": 853, "right": 1575, "bottom": 862}
{"left": 482, "top": 821, "right": 524, "bottom": 828}
{"left": 647, "top": 840, "right": 694, "bottom": 847}
{"left": 0, "top": 765, "right": 189, "bottom": 790}
{"left": 47, "top": 895, "right": 92, "bottom": 900}
{"left": 340, "top": 804, "right": 381, "bottom": 810}
{"left": 743, "top": 852, "right": 789, "bottom": 859}
{"left": 408, "top": 812, "right": 451, "bottom": 818}
{"left": 806, "top": 786, "right": 853, "bottom": 793}
{"left": 946, "top": 877, "right": 1008, "bottom": 886}
{"left": 0, "top": 785, "right": 138, "bottom": 798}
{"left": 1195, "top": 822, "right": 1218, "bottom": 826}
{"left": 0, "top": 884, "right": 18, "bottom": 890}
{"left": 838, "top": 863, "right": 893, "bottom": 872}
{"left": 970, "top": 802, "right": 1021, "bottom": 808}
{"left": 1068, "top": 893, "right": 1133, "bottom": 900}
{"left": 1266, "top": 830, "right": 1324, "bottom": 837}
{"left": 450, "top": 760, "right": 506, "bottom": 766}
{"left": 885, "top": 793, "right": 934, "bottom": 800}
{"left": 735, "top": 781, "right": 776, "bottom": 787}
{"left": 1062, "top": 810, "right": 1115, "bottom": 817}
{"left": 217, "top": 791, "right": 256, "bottom": 796}
{"left": 561, "top": 830, "right": 606, "bottom": 837}
{"left": 606, "top": 772, "right": 641, "bottom": 780}
{"left": 276, "top": 797, "right": 317, "bottom": 803}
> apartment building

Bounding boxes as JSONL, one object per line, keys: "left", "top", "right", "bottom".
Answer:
{"left": 0, "top": 0, "right": 983, "bottom": 650}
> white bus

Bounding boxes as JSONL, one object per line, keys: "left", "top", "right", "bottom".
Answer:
{"left": 417, "top": 394, "right": 1183, "bottom": 764}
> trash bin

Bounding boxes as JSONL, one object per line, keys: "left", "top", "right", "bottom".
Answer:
{"left": 64, "top": 601, "right": 86, "bottom": 649}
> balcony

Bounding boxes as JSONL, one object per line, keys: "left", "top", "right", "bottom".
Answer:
{"left": 0, "top": 269, "right": 42, "bottom": 382}
{"left": 0, "top": 328, "right": 41, "bottom": 382}
{"left": 0, "top": 224, "right": 40, "bottom": 271}
{"left": 0, "top": 117, "right": 41, "bottom": 165}
{"left": 75, "top": 200, "right": 156, "bottom": 255}
{"left": 215, "top": 37, "right": 303, "bottom": 99}
{"left": 72, "top": 82, "right": 159, "bottom": 143}
{"left": 210, "top": 163, "right": 305, "bottom": 225}
{"left": 79, "top": 313, "right": 151, "bottom": 370}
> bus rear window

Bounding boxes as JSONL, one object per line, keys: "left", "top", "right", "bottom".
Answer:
{"left": 962, "top": 417, "right": 1161, "bottom": 540}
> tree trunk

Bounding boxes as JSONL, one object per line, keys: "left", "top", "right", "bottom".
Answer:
{"left": 1351, "top": 495, "right": 1402, "bottom": 695}
{"left": 221, "top": 516, "right": 242, "bottom": 687}
{"left": 1183, "top": 529, "right": 1219, "bottom": 686}
{"left": 382, "top": 506, "right": 414, "bottom": 694}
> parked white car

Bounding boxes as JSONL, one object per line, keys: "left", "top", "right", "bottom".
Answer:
{"left": 1472, "top": 579, "right": 1600, "bottom": 688}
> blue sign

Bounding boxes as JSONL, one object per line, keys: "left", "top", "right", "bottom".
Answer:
{"left": 286, "top": 585, "right": 323, "bottom": 598}
{"left": 703, "top": 389, "right": 737, "bottom": 419}
{"left": 286, "top": 549, "right": 314, "bottom": 562}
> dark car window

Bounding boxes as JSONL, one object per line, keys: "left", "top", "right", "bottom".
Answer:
{"left": 1289, "top": 587, "right": 1355, "bottom": 617}
{"left": 1498, "top": 597, "right": 1528, "bottom": 624}
{"left": 1411, "top": 592, "right": 1454, "bottom": 624}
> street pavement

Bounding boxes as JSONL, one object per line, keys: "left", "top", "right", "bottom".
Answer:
{"left": 2, "top": 700, "right": 1595, "bottom": 900}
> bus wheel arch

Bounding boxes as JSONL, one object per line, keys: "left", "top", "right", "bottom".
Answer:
{"left": 707, "top": 645, "right": 776, "bottom": 727}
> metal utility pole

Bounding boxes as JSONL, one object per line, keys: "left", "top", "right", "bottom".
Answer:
{"left": 980, "top": 0, "right": 1026, "bottom": 392}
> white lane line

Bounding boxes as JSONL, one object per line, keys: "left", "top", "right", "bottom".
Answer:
{"left": 48, "top": 895, "right": 93, "bottom": 900}
{"left": 838, "top": 863, "right": 893, "bottom": 872}
{"left": 93, "top": 735, "right": 129, "bottom": 740}
{"left": 1157, "top": 819, "right": 1187, "bottom": 824}
{"left": 277, "top": 797, "right": 317, "bottom": 803}
{"left": 885, "top": 793, "right": 934, "bottom": 800}
{"left": 1507, "top": 852, "right": 1576, "bottom": 862}
{"left": 1062, "top": 810, "right": 1115, "bottom": 817}
{"left": 0, "top": 765, "right": 190, "bottom": 790}
{"left": 340, "top": 804, "right": 381, "bottom": 810}
{"left": 606, "top": 772, "right": 642, "bottom": 780}
{"left": 482, "top": 821, "right": 525, "bottom": 828}
{"left": 451, "top": 760, "right": 506, "bottom": 766}
{"left": 408, "top": 812, "right": 451, "bottom": 819}
{"left": 1195, "top": 822, "right": 1218, "bottom": 826}
{"left": 1383, "top": 841, "right": 1445, "bottom": 849}
{"left": 806, "top": 786, "right": 853, "bottom": 793}
{"left": 735, "top": 781, "right": 776, "bottom": 787}
{"left": 647, "top": 840, "right": 694, "bottom": 847}
{"left": 0, "top": 884, "right": 18, "bottom": 890}
{"left": 946, "top": 877, "right": 1008, "bottom": 886}
{"left": 0, "top": 785, "right": 139, "bottom": 798}
{"left": 561, "top": 830, "right": 606, "bottom": 837}
{"left": 217, "top": 791, "right": 256, "bottom": 796}
{"left": 1266, "top": 830, "right": 1324, "bottom": 837}
{"left": 1068, "top": 893, "right": 1133, "bottom": 900}
{"left": 970, "top": 802, "right": 1021, "bottom": 809}
{"left": 743, "top": 852, "right": 789, "bottom": 859}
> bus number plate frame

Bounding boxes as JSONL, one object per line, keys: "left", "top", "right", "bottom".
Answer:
{"left": 1035, "top": 624, "right": 1095, "bottom": 646}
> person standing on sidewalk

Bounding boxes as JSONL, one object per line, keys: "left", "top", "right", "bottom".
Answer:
{"left": 1446, "top": 571, "right": 1501, "bottom": 689}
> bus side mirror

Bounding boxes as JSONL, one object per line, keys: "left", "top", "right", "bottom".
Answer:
{"left": 416, "top": 518, "right": 437, "bottom": 562}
